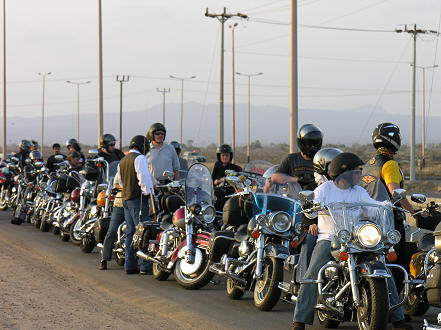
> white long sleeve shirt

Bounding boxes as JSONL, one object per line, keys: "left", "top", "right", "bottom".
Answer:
{"left": 116, "top": 149, "right": 154, "bottom": 196}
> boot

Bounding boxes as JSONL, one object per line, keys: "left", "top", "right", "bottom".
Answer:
{"left": 99, "top": 260, "right": 107, "bottom": 270}
{"left": 292, "top": 322, "right": 305, "bottom": 330}
{"left": 10, "top": 218, "right": 22, "bottom": 225}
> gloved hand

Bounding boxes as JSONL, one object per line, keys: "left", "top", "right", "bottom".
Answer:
{"left": 301, "top": 201, "right": 313, "bottom": 212}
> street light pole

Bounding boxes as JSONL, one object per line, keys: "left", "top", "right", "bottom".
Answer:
{"left": 37, "top": 72, "right": 51, "bottom": 155}
{"left": 290, "top": 0, "right": 298, "bottom": 153}
{"left": 116, "top": 75, "right": 129, "bottom": 150}
{"left": 66, "top": 80, "right": 91, "bottom": 142}
{"left": 2, "top": 0, "right": 5, "bottom": 160}
{"left": 156, "top": 88, "right": 170, "bottom": 125}
{"left": 236, "top": 72, "right": 263, "bottom": 163}
{"left": 170, "top": 75, "right": 196, "bottom": 144}
{"left": 229, "top": 23, "right": 238, "bottom": 161}
{"left": 98, "top": 0, "right": 103, "bottom": 146}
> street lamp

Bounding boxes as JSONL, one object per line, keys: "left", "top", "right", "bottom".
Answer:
{"left": 236, "top": 72, "right": 263, "bottom": 163}
{"left": 156, "top": 88, "right": 171, "bottom": 125}
{"left": 66, "top": 80, "right": 91, "bottom": 143}
{"left": 37, "top": 71, "right": 51, "bottom": 155}
{"left": 229, "top": 22, "right": 238, "bottom": 161}
{"left": 411, "top": 63, "right": 438, "bottom": 168}
{"left": 169, "top": 75, "right": 196, "bottom": 144}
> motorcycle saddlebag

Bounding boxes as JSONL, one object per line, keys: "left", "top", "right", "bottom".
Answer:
{"left": 209, "top": 231, "right": 235, "bottom": 262}
{"left": 55, "top": 174, "right": 68, "bottom": 193}
{"left": 93, "top": 216, "right": 111, "bottom": 243}
{"left": 426, "top": 263, "right": 441, "bottom": 306}
{"left": 222, "top": 195, "right": 250, "bottom": 227}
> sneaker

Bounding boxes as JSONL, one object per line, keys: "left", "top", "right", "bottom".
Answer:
{"left": 99, "top": 260, "right": 107, "bottom": 270}
{"left": 292, "top": 322, "right": 305, "bottom": 330}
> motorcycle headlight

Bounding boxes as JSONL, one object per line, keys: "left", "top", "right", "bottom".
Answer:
{"left": 256, "top": 214, "right": 267, "bottom": 225}
{"left": 337, "top": 229, "right": 351, "bottom": 244}
{"left": 267, "top": 211, "right": 291, "bottom": 233}
{"left": 201, "top": 205, "right": 215, "bottom": 223}
{"left": 356, "top": 224, "right": 381, "bottom": 248}
{"left": 386, "top": 230, "right": 401, "bottom": 245}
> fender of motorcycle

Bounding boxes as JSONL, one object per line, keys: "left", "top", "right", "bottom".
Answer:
{"left": 263, "top": 243, "right": 290, "bottom": 260}
{"left": 168, "top": 233, "right": 210, "bottom": 268}
{"left": 358, "top": 261, "right": 391, "bottom": 279}
{"left": 66, "top": 212, "right": 80, "bottom": 227}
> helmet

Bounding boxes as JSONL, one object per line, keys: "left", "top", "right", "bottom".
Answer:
{"left": 147, "top": 123, "right": 166, "bottom": 142}
{"left": 29, "top": 150, "right": 43, "bottom": 161}
{"left": 216, "top": 144, "right": 233, "bottom": 162}
{"left": 130, "top": 135, "right": 149, "bottom": 155}
{"left": 263, "top": 165, "right": 279, "bottom": 179}
{"left": 170, "top": 141, "right": 181, "bottom": 156}
{"left": 66, "top": 138, "right": 78, "bottom": 148}
{"left": 100, "top": 134, "right": 117, "bottom": 149}
{"left": 297, "top": 124, "right": 323, "bottom": 158}
{"left": 372, "top": 123, "right": 401, "bottom": 152}
{"left": 313, "top": 148, "right": 343, "bottom": 177}
{"left": 329, "top": 152, "right": 364, "bottom": 180}
{"left": 19, "top": 139, "right": 32, "bottom": 153}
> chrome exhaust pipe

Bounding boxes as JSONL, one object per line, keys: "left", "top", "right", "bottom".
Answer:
{"left": 136, "top": 250, "right": 161, "bottom": 264}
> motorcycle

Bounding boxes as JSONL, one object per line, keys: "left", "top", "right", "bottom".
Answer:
{"left": 208, "top": 171, "right": 302, "bottom": 311}
{"left": 134, "top": 163, "right": 217, "bottom": 289}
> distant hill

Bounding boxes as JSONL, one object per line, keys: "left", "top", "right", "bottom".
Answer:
{"left": 5, "top": 102, "right": 439, "bottom": 147}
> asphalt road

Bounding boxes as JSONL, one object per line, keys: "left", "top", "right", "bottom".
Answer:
{"left": 0, "top": 210, "right": 439, "bottom": 330}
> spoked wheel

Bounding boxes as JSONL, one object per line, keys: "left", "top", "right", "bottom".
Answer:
{"left": 226, "top": 278, "right": 245, "bottom": 300}
{"left": 69, "top": 218, "right": 82, "bottom": 245}
{"left": 60, "top": 231, "right": 70, "bottom": 242}
{"left": 80, "top": 236, "right": 96, "bottom": 253}
{"left": 253, "top": 257, "right": 283, "bottom": 311}
{"left": 153, "top": 262, "right": 170, "bottom": 281}
{"left": 174, "top": 247, "right": 214, "bottom": 290}
{"left": 0, "top": 185, "right": 9, "bottom": 211}
{"left": 356, "top": 278, "right": 389, "bottom": 330}
{"left": 39, "top": 211, "right": 51, "bottom": 232}
{"left": 114, "top": 250, "right": 125, "bottom": 266}
{"left": 405, "top": 289, "right": 430, "bottom": 316}
{"left": 317, "top": 310, "right": 340, "bottom": 328}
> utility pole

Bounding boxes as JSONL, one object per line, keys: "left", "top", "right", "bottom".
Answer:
{"left": 205, "top": 7, "right": 247, "bottom": 146}
{"left": 37, "top": 72, "right": 51, "bottom": 155}
{"left": 170, "top": 75, "right": 196, "bottom": 144}
{"left": 66, "top": 80, "right": 91, "bottom": 142}
{"left": 2, "top": 0, "right": 5, "bottom": 160}
{"left": 156, "top": 88, "right": 170, "bottom": 125}
{"left": 116, "top": 75, "right": 129, "bottom": 150}
{"left": 229, "top": 22, "right": 238, "bottom": 160}
{"left": 396, "top": 24, "right": 439, "bottom": 181}
{"left": 290, "top": 0, "right": 298, "bottom": 153}
{"left": 236, "top": 72, "right": 263, "bottom": 163}
{"left": 98, "top": 0, "right": 103, "bottom": 146}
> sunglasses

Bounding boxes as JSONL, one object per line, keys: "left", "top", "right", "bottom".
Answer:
{"left": 154, "top": 132, "right": 165, "bottom": 136}
{"left": 108, "top": 143, "right": 115, "bottom": 147}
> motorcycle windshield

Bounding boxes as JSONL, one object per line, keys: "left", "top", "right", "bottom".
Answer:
{"left": 185, "top": 163, "right": 213, "bottom": 205}
{"left": 253, "top": 182, "right": 301, "bottom": 218}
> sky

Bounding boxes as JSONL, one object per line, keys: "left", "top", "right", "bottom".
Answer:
{"left": 3, "top": 0, "right": 441, "bottom": 144}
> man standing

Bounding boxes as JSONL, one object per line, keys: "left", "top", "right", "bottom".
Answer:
{"left": 117, "top": 135, "right": 154, "bottom": 274}
{"left": 98, "top": 133, "right": 125, "bottom": 163}
{"left": 146, "top": 123, "right": 180, "bottom": 183}
{"left": 46, "top": 143, "right": 66, "bottom": 173}
{"left": 272, "top": 124, "right": 323, "bottom": 190}
{"left": 170, "top": 141, "right": 188, "bottom": 171}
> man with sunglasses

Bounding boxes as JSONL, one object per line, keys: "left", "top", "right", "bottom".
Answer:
{"left": 146, "top": 123, "right": 180, "bottom": 183}
{"left": 98, "top": 133, "right": 125, "bottom": 163}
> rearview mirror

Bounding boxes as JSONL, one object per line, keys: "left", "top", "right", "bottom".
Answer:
{"left": 25, "top": 158, "right": 32, "bottom": 165}
{"left": 34, "top": 161, "right": 44, "bottom": 168}
{"left": 10, "top": 156, "right": 19, "bottom": 162}
{"left": 299, "top": 190, "right": 314, "bottom": 203}
{"left": 392, "top": 188, "right": 407, "bottom": 202}
{"left": 54, "top": 154, "right": 64, "bottom": 161}
{"left": 162, "top": 171, "right": 174, "bottom": 180}
{"left": 411, "top": 194, "right": 426, "bottom": 204}
{"left": 88, "top": 149, "right": 99, "bottom": 156}
{"left": 97, "top": 183, "right": 108, "bottom": 192}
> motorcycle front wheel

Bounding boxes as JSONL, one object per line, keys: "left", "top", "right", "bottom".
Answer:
{"left": 0, "top": 185, "right": 9, "bottom": 210}
{"left": 69, "top": 218, "right": 82, "bottom": 245}
{"left": 356, "top": 278, "right": 389, "bottom": 330}
{"left": 174, "top": 248, "right": 214, "bottom": 290}
{"left": 39, "top": 211, "right": 51, "bottom": 232}
{"left": 405, "top": 290, "right": 430, "bottom": 316}
{"left": 153, "top": 262, "right": 170, "bottom": 281}
{"left": 226, "top": 278, "right": 245, "bottom": 300}
{"left": 253, "top": 257, "right": 283, "bottom": 311}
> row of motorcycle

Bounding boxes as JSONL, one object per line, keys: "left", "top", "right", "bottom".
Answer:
{"left": 2, "top": 150, "right": 441, "bottom": 329}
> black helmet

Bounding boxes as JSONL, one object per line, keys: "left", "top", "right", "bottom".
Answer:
{"left": 329, "top": 152, "right": 364, "bottom": 180}
{"left": 147, "top": 123, "right": 166, "bottom": 142}
{"left": 19, "top": 139, "right": 32, "bottom": 153}
{"left": 216, "top": 144, "right": 233, "bottom": 162}
{"left": 100, "top": 134, "right": 117, "bottom": 149}
{"left": 372, "top": 123, "right": 401, "bottom": 152}
{"left": 66, "top": 138, "right": 78, "bottom": 148}
{"left": 313, "top": 148, "right": 343, "bottom": 177}
{"left": 170, "top": 141, "right": 181, "bottom": 156}
{"left": 29, "top": 150, "right": 43, "bottom": 161}
{"left": 297, "top": 124, "right": 323, "bottom": 158}
{"left": 130, "top": 135, "right": 150, "bottom": 155}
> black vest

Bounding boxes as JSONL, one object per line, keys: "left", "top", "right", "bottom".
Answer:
{"left": 119, "top": 152, "right": 141, "bottom": 201}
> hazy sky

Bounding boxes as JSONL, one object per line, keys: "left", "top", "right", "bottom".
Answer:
{"left": 4, "top": 0, "right": 441, "bottom": 142}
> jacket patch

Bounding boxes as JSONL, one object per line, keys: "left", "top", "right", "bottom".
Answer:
{"left": 362, "top": 175, "right": 376, "bottom": 184}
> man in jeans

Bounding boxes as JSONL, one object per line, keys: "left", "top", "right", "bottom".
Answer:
{"left": 116, "top": 135, "right": 154, "bottom": 275}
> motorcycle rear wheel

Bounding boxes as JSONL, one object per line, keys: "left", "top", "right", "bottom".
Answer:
{"left": 174, "top": 248, "right": 214, "bottom": 290}
{"left": 356, "top": 278, "right": 388, "bottom": 330}
{"left": 317, "top": 310, "right": 340, "bottom": 328}
{"left": 405, "top": 290, "right": 430, "bottom": 316}
{"left": 226, "top": 278, "right": 245, "bottom": 300}
{"left": 0, "top": 186, "right": 9, "bottom": 211}
{"left": 39, "top": 214, "right": 51, "bottom": 232}
{"left": 253, "top": 257, "right": 283, "bottom": 311}
{"left": 153, "top": 262, "right": 170, "bottom": 281}
{"left": 60, "top": 231, "right": 69, "bottom": 242}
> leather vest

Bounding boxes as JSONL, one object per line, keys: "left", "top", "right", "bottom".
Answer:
{"left": 119, "top": 152, "right": 141, "bottom": 201}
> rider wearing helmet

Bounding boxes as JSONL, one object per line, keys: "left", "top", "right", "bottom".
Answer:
{"left": 65, "top": 138, "right": 78, "bottom": 150}
{"left": 46, "top": 143, "right": 66, "bottom": 173}
{"left": 272, "top": 124, "right": 323, "bottom": 190}
{"left": 212, "top": 144, "right": 242, "bottom": 185}
{"left": 98, "top": 133, "right": 125, "bottom": 163}
{"left": 31, "top": 140, "right": 39, "bottom": 151}
{"left": 29, "top": 150, "right": 43, "bottom": 162}
{"left": 14, "top": 139, "right": 32, "bottom": 169}
{"left": 146, "top": 123, "right": 180, "bottom": 182}
{"left": 170, "top": 141, "right": 188, "bottom": 171}
{"left": 362, "top": 123, "right": 415, "bottom": 295}
{"left": 292, "top": 152, "right": 410, "bottom": 330}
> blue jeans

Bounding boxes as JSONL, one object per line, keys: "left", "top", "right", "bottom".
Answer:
{"left": 123, "top": 197, "right": 152, "bottom": 272}
{"left": 101, "top": 206, "right": 125, "bottom": 261}
{"left": 293, "top": 240, "right": 404, "bottom": 325}
{"left": 296, "top": 234, "right": 317, "bottom": 283}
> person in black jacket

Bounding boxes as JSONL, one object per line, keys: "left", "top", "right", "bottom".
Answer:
{"left": 46, "top": 143, "right": 66, "bottom": 173}
{"left": 211, "top": 144, "right": 242, "bottom": 185}
{"left": 98, "top": 134, "right": 125, "bottom": 163}
{"left": 13, "top": 139, "right": 32, "bottom": 170}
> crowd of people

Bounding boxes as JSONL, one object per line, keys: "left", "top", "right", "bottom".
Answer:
{"left": 8, "top": 121, "right": 415, "bottom": 330}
